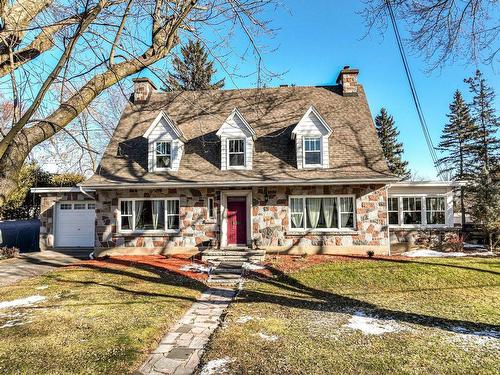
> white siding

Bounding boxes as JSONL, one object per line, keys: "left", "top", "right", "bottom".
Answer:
{"left": 147, "top": 116, "right": 184, "bottom": 172}
{"left": 218, "top": 113, "right": 253, "bottom": 170}
{"left": 294, "top": 111, "right": 330, "bottom": 169}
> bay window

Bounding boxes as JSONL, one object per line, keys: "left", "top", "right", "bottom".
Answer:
{"left": 289, "top": 195, "right": 355, "bottom": 231}
{"left": 119, "top": 198, "right": 179, "bottom": 232}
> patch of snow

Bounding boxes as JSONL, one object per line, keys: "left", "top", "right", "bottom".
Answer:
{"left": 449, "top": 326, "right": 500, "bottom": 348}
{"left": 0, "top": 319, "right": 30, "bottom": 328}
{"left": 179, "top": 264, "right": 211, "bottom": 274}
{"left": 200, "top": 357, "right": 233, "bottom": 375}
{"left": 0, "top": 295, "right": 46, "bottom": 309}
{"left": 35, "top": 285, "right": 48, "bottom": 290}
{"left": 463, "top": 243, "right": 487, "bottom": 250}
{"left": 242, "top": 262, "right": 265, "bottom": 271}
{"left": 402, "top": 249, "right": 495, "bottom": 258}
{"left": 235, "top": 315, "right": 254, "bottom": 324}
{"left": 345, "top": 311, "right": 402, "bottom": 335}
{"left": 255, "top": 332, "right": 279, "bottom": 341}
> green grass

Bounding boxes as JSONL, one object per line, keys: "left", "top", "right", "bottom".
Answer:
{"left": 0, "top": 262, "right": 204, "bottom": 374}
{"left": 199, "top": 257, "right": 500, "bottom": 375}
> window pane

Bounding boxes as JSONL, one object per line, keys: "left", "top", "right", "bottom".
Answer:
{"left": 121, "top": 216, "right": 131, "bottom": 230}
{"left": 74, "top": 203, "right": 86, "bottom": 209}
{"left": 305, "top": 138, "right": 321, "bottom": 151}
{"left": 305, "top": 198, "right": 322, "bottom": 229}
{"left": 156, "top": 155, "right": 171, "bottom": 168}
{"left": 121, "top": 201, "right": 132, "bottom": 215}
{"left": 60, "top": 203, "right": 72, "bottom": 210}
{"left": 135, "top": 200, "right": 165, "bottom": 231}
{"left": 340, "top": 213, "right": 354, "bottom": 228}
{"left": 167, "top": 200, "right": 179, "bottom": 215}
{"left": 290, "top": 198, "right": 304, "bottom": 229}
{"left": 167, "top": 215, "right": 179, "bottom": 230}
{"left": 388, "top": 197, "right": 398, "bottom": 211}
{"left": 404, "top": 211, "right": 422, "bottom": 224}
{"left": 389, "top": 212, "right": 399, "bottom": 225}
{"left": 208, "top": 198, "right": 214, "bottom": 218}
{"left": 229, "top": 153, "right": 245, "bottom": 166}
{"left": 305, "top": 152, "right": 321, "bottom": 165}
{"left": 87, "top": 203, "right": 95, "bottom": 209}
{"left": 340, "top": 197, "right": 354, "bottom": 212}
{"left": 229, "top": 139, "right": 244, "bottom": 153}
{"left": 322, "top": 198, "right": 337, "bottom": 228}
{"left": 156, "top": 142, "right": 171, "bottom": 155}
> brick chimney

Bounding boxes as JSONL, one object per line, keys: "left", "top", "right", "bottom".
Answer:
{"left": 132, "top": 77, "right": 157, "bottom": 103}
{"left": 336, "top": 66, "right": 359, "bottom": 96}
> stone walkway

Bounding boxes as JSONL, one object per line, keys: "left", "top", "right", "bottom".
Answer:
{"left": 138, "top": 287, "right": 237, "bottom": 375}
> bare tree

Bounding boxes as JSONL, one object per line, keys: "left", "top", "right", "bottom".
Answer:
{"left": 0, "top": 0, "right": 277, "bottom": 205}
{"left": 362, "top": 0, "right": 500, "bottom": 70}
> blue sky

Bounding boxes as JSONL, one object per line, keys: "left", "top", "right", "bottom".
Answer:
{"left": 182, "top": 1, "right": 499, "bottom": 180}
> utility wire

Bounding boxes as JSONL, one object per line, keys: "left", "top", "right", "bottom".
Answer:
{"left": 385, "top": 0, "right": 444, "bottom": 180}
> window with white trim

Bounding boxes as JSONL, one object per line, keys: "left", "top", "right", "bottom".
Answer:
{"left": 388, "top": 197, "right": 399, "bottom": 225}
{"left": 119, "top": 198, "right": 179, "bottom": 232}
{"left": 228, "top": 139, "right": 245, "bottom": 167}
{"left": 402, "top": 197, "right": 422, "bottom": 224}
{"left": 304, "top": 137, "right": 322, "bottom": 165}
{"left": 426, "top": 197, "right": 445, "bottom": 224}
{"left": 207, "top": 197, "right": 215, "bottom": 219}
{"left": 155, "top": 141, "right": 171, "bottom": 169}
{"left": 74, "top": 203, "right": 86, "bottom": 210}
{"left": 60, "top": 203, "right": 72, "bottom": 210}
{"left": 289, "top": 195, "right": 355, "bottom": 231}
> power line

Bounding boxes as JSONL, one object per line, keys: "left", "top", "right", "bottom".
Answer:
{"left": 385, "top": 0, "right": 444, "bottom": 180}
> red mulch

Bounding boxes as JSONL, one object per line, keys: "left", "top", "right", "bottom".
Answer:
{"left": 69, "top": 254, "right": 209, "bottom": 281}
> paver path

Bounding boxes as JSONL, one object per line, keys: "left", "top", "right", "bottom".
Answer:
{"left": 0, "top": 250, "right": 89, "bottom": 287}
{"left": 138, "top": 287, "right": 237, "bottom": 375}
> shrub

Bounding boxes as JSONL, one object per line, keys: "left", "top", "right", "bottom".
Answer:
{"left": 367, "top": 250, "right": 375, "bottom": 258}
{"left": 445, "top": 232, "right": 464, "bottom": 252}
{"left": 0, "top": 247, "right": 19, "bottom": 260}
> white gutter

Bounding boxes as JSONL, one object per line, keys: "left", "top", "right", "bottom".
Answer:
{"left": 390, "top": 180, "right": 464, "bottom": 188}
{"left": 81, "top": 177, "right": 400, "bottom": 190}
{"left": 30, "top": 187, "right": 96, "bottom": 194}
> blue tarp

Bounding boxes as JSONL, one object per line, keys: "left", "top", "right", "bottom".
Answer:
{"left": 0, "top": 219, "right": 40, "bottom": 253}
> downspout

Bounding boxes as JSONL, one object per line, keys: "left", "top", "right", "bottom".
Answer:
{"left": 78, "top": 185, "right": 95, "bottom": 200}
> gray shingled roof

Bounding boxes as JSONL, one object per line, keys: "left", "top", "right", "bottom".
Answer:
{"left": 83, "top": 84, "right": 396, "bottom": 187}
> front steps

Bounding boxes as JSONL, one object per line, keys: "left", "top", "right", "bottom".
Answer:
{"left": 203, "top": 248, "right": 265, "bottom": 285}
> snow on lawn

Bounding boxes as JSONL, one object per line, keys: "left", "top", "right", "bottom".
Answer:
{"left": 242, "top": 263, "right": 265, "bottom": 271}
{"left": 402, "top": 249, "right": 495, "bottom": 258}
{"left": 235, "top": 315, "right": 254, "bottom": 324}
{"left": 345, "top": 311, "right": 403, "bottom": 335}
{"left": 0, "top": 295, "right": 46, "bottom": 309}
{"left": 179, "top": 264, "right": 211, "bottom": 273}
{"left": 255, "top": 332, "right": 279, "bottom": 341}
{"left": 449, "top": 326, "right": 500, "bottom": 349}
{"left": 200, "top": 357, "right": 233, "bottom": 375}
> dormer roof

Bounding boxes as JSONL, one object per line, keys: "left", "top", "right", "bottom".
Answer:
{"left": 216, "top": 108, "right": 257, "bottom": 140}
{"left": 291, "top": 105, "right": 332, "bottom": 139}
{"left": 144, "top": 111, "right": 187, "bottom": 142}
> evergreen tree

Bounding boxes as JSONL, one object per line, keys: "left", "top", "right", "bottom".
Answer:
{"left": 436, "top": 90, "right": 477, "bottom": 226}
{"left": 467, "top": 167, "right": 500, "bottom": 250}
{"left": 375, "top": 108, "right": 410, "bottom": 179}
{"left": 167, "top": 40, "right": 224, "bottom": 91}
{"left": 464, "top": 70, "right": 499, "bottom": 173}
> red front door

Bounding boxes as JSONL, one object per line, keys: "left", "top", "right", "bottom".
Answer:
{"left": 227, "top": 199, "right": 247, "bottom": 245}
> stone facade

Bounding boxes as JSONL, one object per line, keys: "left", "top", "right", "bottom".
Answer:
{"left": 39, "top": 184, "right": 390, "bottom": 255}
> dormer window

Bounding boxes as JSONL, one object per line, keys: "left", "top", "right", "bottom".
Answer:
{"left": 228, "top": 139, "right": 245, "bottom": 167}
{"left": 304, "top": 137, "right": 322, "bottom": 166}
{"left": 155, "top": 141, "right": 172, "bottom": 169}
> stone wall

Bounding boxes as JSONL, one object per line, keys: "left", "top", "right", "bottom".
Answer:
{"left": 390, "top": 227, "right": 462, "bottom": 254}
{"left": 93, "top": 184, "right": 389, "bottom": 256}
{"left": 39, "top": 191, "right": 95, "bottom": 250}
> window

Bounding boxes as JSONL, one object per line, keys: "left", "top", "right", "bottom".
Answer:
{"left": 155, "top": 141, "right": 171, "bottom": 169}
{"left": 388, "top": 197, "right": 399, "bottom": 225}
{"left": 74, "top": 203, "right": 86, "bottom": 210}
{"left": 304, "top": 137, "right": 322, "bottom": 165}
{"left": 426, "top": 197, "right": 445, "bottom": 224}
{"left": 402, "top": 197, "right": 422, "bottom": 225}
{"left": 60, "top": 203, "right": 72, "bottom": 210}
{"left": 289, "top": 196, "right": 355, "bottom": 231}
{"left": 207, "top": 197, "right": 215, "bottom": 219}
{"left": 119, "top": 198, "right": 179, "bottom": 232}
{"left": 228, "top": 139, "right": 245, "bottom": 167}
{"left": 87, "top": 203, "right": 96, "bottom": 209}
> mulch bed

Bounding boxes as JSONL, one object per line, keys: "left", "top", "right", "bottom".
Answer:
{"left": 70, "top": 254, "right": 209, "bottom": 281}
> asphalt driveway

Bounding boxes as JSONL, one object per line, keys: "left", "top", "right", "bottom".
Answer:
{"left": 0, "top": 250, "right": 91, "bottom": 287}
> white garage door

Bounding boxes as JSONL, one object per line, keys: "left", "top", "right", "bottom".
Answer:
{"left": 55, "top": 202, "right": 96, "bottom": 247}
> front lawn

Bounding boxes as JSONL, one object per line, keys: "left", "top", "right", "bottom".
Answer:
{"left": 0, "top": 257, "right": 205, "bottom": 374}
{"left": 199, "top": 256, "right": 500, "bottom": 374}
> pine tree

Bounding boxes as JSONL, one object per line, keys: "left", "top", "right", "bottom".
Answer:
{"left": 167, "top": 40, "right": 224, "bottom": 91}
{"left": 375, "top": 108, "right": 410, "bottom": 179}
{"left": 436, "top": 90, "right": 476, "bottom": 226}
{"left": 464, "top": 70, "right": 499, "bottom": 173}
{"left": 467, "top": 167, "right": 500, "bottom": 250}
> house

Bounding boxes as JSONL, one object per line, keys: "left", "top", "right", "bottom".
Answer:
{"left": 31, "top": 67, "right": 458, "bottom": 256}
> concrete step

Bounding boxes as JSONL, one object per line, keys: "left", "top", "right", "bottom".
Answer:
{"left": 212, "top": 268, "right": 242, "bottom": 275}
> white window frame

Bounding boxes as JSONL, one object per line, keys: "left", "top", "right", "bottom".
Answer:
{"left": 207, "top": 197, "right": 215, "bottom": 220}
{"left": 425, "top": 196, "right": 446, "bottom": 225}
{"left": 387, "top": 197, "right": 399, "bottom": 225}
{"left": 388, "top": 195, "right": 448, "bottom": 228}
{"left": 154, "top": 141, "right": 172, "bottom": 171}
{"left": 303, "top": 137, "right": 322, "bottom": 167}
{"left": 227, "top": 138, "right": 246, "bottom": 169}
{"left": 288, "top": 194, "right": 356, "bottom": 232}
{"left": 117, "top": 197, "right": 180, "bottom": 234}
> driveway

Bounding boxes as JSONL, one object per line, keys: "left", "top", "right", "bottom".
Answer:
{"left": 0, "top": 250, "right": 91, "bottom": 287}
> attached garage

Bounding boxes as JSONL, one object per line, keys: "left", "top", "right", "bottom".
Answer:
{"left": 55, "top": 201, "right": 96, "bottom": 247}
